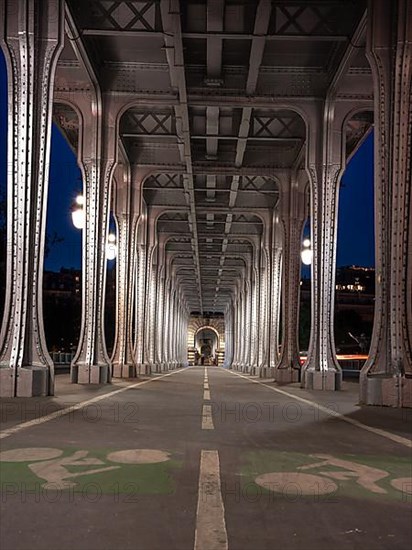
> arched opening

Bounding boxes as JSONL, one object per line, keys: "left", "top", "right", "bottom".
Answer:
{"left": 298, "top": 217, "right": 311, "bottom": 357}
{"left": 105, "top": 207, "right": 117, "bottom": 357}
{"left": 43, "top": 103, "right": 83, "bottom": 366}
{"left": 195, "top": 327, "right": 219, "bottom": 366}
{"left": 335, "top": 112, "right": 374, "bottom": 377}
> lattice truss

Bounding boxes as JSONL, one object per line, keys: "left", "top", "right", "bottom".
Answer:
{"left": 268, "top": 4, "right": 359, "bottom": 36}
{"left": 81, "top": 1, "right": 162, "bottom": 31}
{"left": 121, "top": 109, "right": 176, "bottom": 136}
{"left": 145, "top": 174, "right": 183, "bottom": 189}
{"left": 249, "top": 112, "right": 305, "bottom": 139}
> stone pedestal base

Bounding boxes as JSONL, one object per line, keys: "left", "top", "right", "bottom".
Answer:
{"left": 302, "top": 370, "right": 342, "bottom": 391}
{"left": 360, "top": 375, "right": 412, "bottom": 407}
{"left": 259, "top": 366, "right": 275, "bottom": 379}
{"left": 0, "top": 368, "right": 14, "bottom": 397}
{"left": 71, "top": 364, "right": 111, "bottom": 384}
{"left": 0, "top": 367, "right": 51, "bottom": 397}
{"left": 275, "top": 368, "right": 300, "bottom": 384}
{"left": 136, "top": 363, "right": 151, "bottom": 376}
{"left": 112, "top": 363, "right": 136, "bottom": 379}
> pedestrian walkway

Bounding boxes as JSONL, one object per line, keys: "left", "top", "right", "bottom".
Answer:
{"left": 1, "top": 367, "right": 411, "bottom": 550}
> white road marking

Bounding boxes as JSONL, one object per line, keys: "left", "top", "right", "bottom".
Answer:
{"left": 194, "top": 450, "right": 228, "bottom": 550}
{"left": 204, "top": 382, "right": 209, "bottom": 390}
{"left": 203, "top": 389, "right": 211, "bottom": 401}
{"left": 202, "top": 404, "right": 214, "bottom": 430}
{"left": 0, "top": 368, "right": 192, "bottom": 440}
{"left": 227, "top": 369, "right": 412, "bottom": 449}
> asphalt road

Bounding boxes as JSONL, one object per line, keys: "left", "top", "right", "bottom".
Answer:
{"left": 1, "top": 366, "right": 411, "bottom": 550}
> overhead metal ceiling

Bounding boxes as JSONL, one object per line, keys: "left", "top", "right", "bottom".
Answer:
{"left": 54, "top": 0, "right": 372, "bottom": 315}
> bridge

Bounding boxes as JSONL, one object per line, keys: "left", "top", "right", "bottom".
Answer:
{"left": 0, "top": 0, "right": 410, "bottom": 405}
{"left": 0, "top": 2, "right": 411, "bottom": 547}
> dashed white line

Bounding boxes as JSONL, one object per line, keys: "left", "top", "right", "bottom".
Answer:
{"left": 194, "top": 450, "right": 228, "bottom": 550}
{"left": 203, "top": 389, "right": 211, "bottom": 401}
{"left": 202, "top": 404, "right": 214, "bottom": 430}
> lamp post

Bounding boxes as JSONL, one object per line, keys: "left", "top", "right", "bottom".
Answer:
{"left": 301, "top": 238, "right": 312, "bottom": 265}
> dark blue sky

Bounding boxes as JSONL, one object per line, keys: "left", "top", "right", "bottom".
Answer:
{"left": 0, "top": 49, "right": 374, "bottom": 272}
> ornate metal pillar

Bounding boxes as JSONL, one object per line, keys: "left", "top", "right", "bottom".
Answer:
{"left": 301, "top": 103, "right": 345, "bottom": 391}
{"left": 258, "top": 244, "right": 271, "bottom": 377}
{"left": 111, "top": 176, "right": 138, "bottom": 378}
{"left": 238, "top": 286, "right": 246, "bottom": 371}
{"left": 169, "top": 282, "right": 177, "bottom": 368}
{"left": 163, "top": 276, "right": 172, "bottom": 369}
{"left": 134, "top": 240, "right": 149, "bottom": 375}
{"left": 224, "top": 305, "right": 233, "bottom": 368}
{"left": 71, "top": 96, "right": 118, "bottom": 385}
{"left": 177, "top": 305, "right": 182, "bottom": 367}
{"left": 154, "top": 262, "right": 166, "bottom": 371}
{"left": 233, "top": 291, "right": 240, "bottom": 370}
{"left": 175, "top": 299, "right": 180, "bottom": 367}
{"left": 0, "top": 0, "right": 64, "bottom": 397}
{"left": 242, "top": 278, "right": 252, "bottom": 372}
{"left": 360, "top": 0, "right": 412, "bottom": 407}
{"left": 269, "top": 222, "right": 283, "bottom": 375}
{"left": 231, "top": 295, "right": 237, "bottom": 368}
{"left": 249, "top": 266, "right": 260, "bottom": 373}
{"left": 144, "top": 244, "right": 158, "bottom": 371}
{"left": 175, "top": 288, "right": 183, "bottom": 367}
{"left": 276, "top": 179, "right": 307, "bottom": 383}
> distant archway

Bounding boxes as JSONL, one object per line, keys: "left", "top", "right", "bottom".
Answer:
{"left": 194, "top": 325, "right": 220, "bottom": 349}
{"left": 195, "top": 327, "right": 219, "bottom": 365}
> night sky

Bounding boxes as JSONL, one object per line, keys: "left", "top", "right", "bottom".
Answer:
{"left": 0, "top": 49, "right": 375, "bottom": 273}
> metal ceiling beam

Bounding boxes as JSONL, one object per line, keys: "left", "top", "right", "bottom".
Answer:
{"left": 160, "top": 0, "right": 203, "bottom": 313}
{"left": 82, "top": 29, "right": 349, "bottom": 42}
{"left": 209, "top": 0, "right": 271, "bottom": 308}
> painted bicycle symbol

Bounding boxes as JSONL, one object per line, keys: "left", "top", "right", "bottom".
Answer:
{"left": 255, "top": 454, "right": 412, "bottom": 497}
{"left": 0, "top": 448, "right": 171, "bottom": 490}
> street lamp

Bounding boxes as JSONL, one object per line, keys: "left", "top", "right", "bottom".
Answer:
{"left": 301, "top": 238, "right": 312, "bottom": 265}
{"left": 71, "top": 194, "right": 85, "bottom": 230}
{"left": 71, "top": 195, "right": 116, "bottom": 259}
{"left": 106, "top": 233, "right": 117, "bottom": 261}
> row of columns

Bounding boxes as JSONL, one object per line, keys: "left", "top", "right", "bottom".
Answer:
{"left": 105, "top": 202, "right": 190, "bottom": 380}
{"left": 0, "top": 0, "right": 190, "bottom": 396}
{"left": 227, "top": 0, "right": 412, "bottom": 406}
{"left": 228, "top": 0, "right": 412, "bottom": 406}
{"left": 0, "top": 0, "right": 410, "bottom": 407}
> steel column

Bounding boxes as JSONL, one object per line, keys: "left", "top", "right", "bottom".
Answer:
{"left": 360, "top": 0, "right": 412, "bottom": 407}
{"left": 0, "top": 0, "right": 64, "bottom": 397}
